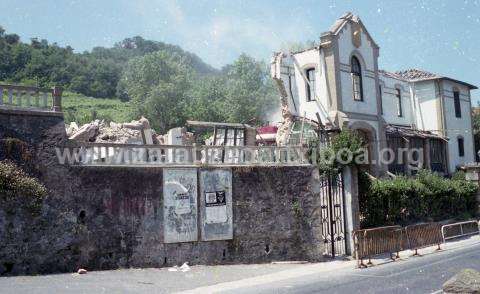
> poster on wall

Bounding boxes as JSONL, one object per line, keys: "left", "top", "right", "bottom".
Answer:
{"left": 200, "top": 169, "right": 233, "bottom": 241}
{"left": 163, "top": 168, "right": 198, "bottom": 243}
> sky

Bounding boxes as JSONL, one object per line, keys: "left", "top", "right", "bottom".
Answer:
{"left": 1, "top": 0, "right": 479, "bottom": 103}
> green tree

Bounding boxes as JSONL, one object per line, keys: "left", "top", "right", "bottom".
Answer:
{"left": 220, "top": 54, "right": 277, "bottom": 124}
{"left": 120, "top": 50, "right": 192, "bottom": 133}
{"left": 185, "top": 76, "right": 227, "bottom": 123}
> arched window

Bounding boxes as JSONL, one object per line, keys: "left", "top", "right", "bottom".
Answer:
{"left": 351, "top": 56, "right": 363, "bottom": 101}
{"left": 306, "top": 68, "right": 316, "bottom": 102}
{"left": 458, "top": 137, "right": 465, "bottom": 157}
{"left": 454, "top": 89, "right": 461, "bottom": 118}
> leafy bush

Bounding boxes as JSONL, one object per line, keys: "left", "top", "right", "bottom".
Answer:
{"left": 0, "top": 160, "right": 47, "bottom": 213}
{"left": 312, "top": 130, "right": 365, "bottom": 175}
{"left": 359, "top": 170, "right": 478, "bottom": 228}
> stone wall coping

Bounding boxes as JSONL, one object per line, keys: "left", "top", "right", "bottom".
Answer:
{"left": 69, "top": 163, "right": 314, "bottom": 168}
{"left": 0, "top": 106, "right": 64, "bottom": 118}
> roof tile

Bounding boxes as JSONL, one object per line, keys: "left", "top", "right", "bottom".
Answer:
{"left": 394, "top": 69, "right": 441, "bottom": 81}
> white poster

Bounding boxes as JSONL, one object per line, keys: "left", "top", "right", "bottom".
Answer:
{"left": 163, "top": 168, "right": 198, "bottom": 243}
{"left": 200, "top": 169, "right": 233, "bottom": 241}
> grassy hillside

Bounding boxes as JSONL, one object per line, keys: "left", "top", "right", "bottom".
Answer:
{"left": 61, "top": 92, "right": 134, "bottom": 125}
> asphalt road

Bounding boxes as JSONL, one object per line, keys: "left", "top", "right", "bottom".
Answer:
{"left": 222, "top": 240, "right": 480, "bottom": 294}
{"left": 1, "top": 237, "right": 480, "bottom": 294}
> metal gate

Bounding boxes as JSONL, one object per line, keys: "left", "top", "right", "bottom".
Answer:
{"left": 319, "top": 173, "right": 346, "bottom": 257}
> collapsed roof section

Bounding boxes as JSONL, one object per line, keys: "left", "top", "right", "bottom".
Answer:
{"left": 386, "top": 124, "right": 447, "bottom": 140}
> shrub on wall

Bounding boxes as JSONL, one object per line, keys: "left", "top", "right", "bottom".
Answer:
{"left": 0, "top": 160, "right": 47, "bottom": 213}
{"left": 310, "top": 130, "right": 365, "bottom": 176}
{"left": 359, "top": 170, "right": 477, "bottom": 228}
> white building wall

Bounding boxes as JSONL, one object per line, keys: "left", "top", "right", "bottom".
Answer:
{"left": 441, "top": 80, "right": 475, "bottom": 171}
{"left": 379, "top": 74, "right": 414, "bottom": 126}
{"left": 291, "top": 49, "right": 330, "bottom": 124}
{"left": 337, "top": 23, "right": 378, "bottom": 116}
{"left": 414, "top": 81, "right": 441, "bottom": 134}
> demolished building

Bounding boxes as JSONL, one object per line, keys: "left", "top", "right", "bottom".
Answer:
{"left": 269, "top": 12, "right": 477, "bottom": 175}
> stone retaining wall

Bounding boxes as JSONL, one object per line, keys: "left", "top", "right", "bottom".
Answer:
{"left": 0, "top": 109, "right": 326, "bottom": 275}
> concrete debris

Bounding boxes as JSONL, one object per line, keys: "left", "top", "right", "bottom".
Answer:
{"left": 165, "top": 127, "right": 194, "bottom": 145}
{"left": 66, "top": 122, "right": 79, "bottom": 137}
{"left": 67, "top": 117, "right": 161, "bottom": 144}
{"left": 122, "top": 116, "right": 151, "bottom": 130}
{"left": 275, "top": 105, "right": 294, "bottom": 146}
{"left": 69, "top": 120, "right": 101, "bottom": 142}
{"left": 77, "top": 268, "right": 87, "bottom": 274}
{"left": 179, "top": 262, "right": 190, "bottom": 272}
{"left": 443, "top": 269, "right": 480, "bottom": 293}
{"left": 168, "top": 262, "right": 191, "bottom": 272}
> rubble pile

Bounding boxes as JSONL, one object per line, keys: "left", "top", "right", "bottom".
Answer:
{"left": 66, "top": 117, "right": 163, "bottom": 144}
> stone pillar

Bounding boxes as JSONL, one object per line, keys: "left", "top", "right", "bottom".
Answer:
{"left": 52, "top": 86, "right": 62, "bottom": 112}
{"left": 464, "top": 164, "right": 480, "bottom": 216}
{"left": 342, "top": 165, "right": 360, "bottom": 256}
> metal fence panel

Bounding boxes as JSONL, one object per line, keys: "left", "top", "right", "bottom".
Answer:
{"left": 442, "top": 220, "right": 480, "bottom": 241}
{"left": 405, "top": 223, "right": 443, "bottom": 250}
{"left": 353, "top": 226, "right": 404, "bottom": 261}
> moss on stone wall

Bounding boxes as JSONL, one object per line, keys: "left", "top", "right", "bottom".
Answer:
{"left": 0, "top": 160, "right": 47, "bottom": 214}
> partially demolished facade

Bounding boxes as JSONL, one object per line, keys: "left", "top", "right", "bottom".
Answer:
{"left": 270, "top": 12, "right": 477, "bottom": 175}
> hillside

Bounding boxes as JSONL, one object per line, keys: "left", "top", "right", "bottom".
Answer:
{"left": 0, "top": 27, "right": 277, "bottom": 133}
{"left": 0, "top": 28, "right": 217, "bottom": 99}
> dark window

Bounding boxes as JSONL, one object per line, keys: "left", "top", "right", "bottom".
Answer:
{"left": 429, "top": 139, "right": 447, "bottom": 173}
{"left": 379, "top": 85, "right": 383, "bottom": 115}
{"left": 458, "top": 137, "right": 465, "bottom": 157}
{"left": 395, "top": 88, "right": 403, "bottom": 117}
{"left": 409, "top": 137, "right": 425, "bottom": 175}
{"left": 454, "top": 90, "right": 461, "bottom": 118}
{"left": 387, "top": 135, "right": 406, "bottom": 174}
{"left": 351, "top": 56, "right": 363, "bottom": 101}
{"left": 306, "top": 68, "right": 316, "bottom": 102}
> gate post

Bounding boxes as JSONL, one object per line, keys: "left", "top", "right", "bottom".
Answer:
{"left": 342, "top": 165, "right": 361, "bottom": 256}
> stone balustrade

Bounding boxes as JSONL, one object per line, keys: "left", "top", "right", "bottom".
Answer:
{"left": 0, "top": 84, "right": 62, "bottom": 112}
{"left": 59, "top": 142, "right": 312, "bottom": 167}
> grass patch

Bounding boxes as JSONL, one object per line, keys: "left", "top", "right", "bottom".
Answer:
{"left": 60, "top": 92, "right": 135, "bottom": 125}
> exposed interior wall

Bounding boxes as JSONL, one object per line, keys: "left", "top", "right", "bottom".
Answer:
{"left": 291, "top": 49, "right": 330, "bottom": 123}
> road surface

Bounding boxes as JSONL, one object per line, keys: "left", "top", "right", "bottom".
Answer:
{"left": 1, "top": 236, "right": 479, "bottom": 294}
{"left": 217, "top": 239, "right": 480, "bottom": 294}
